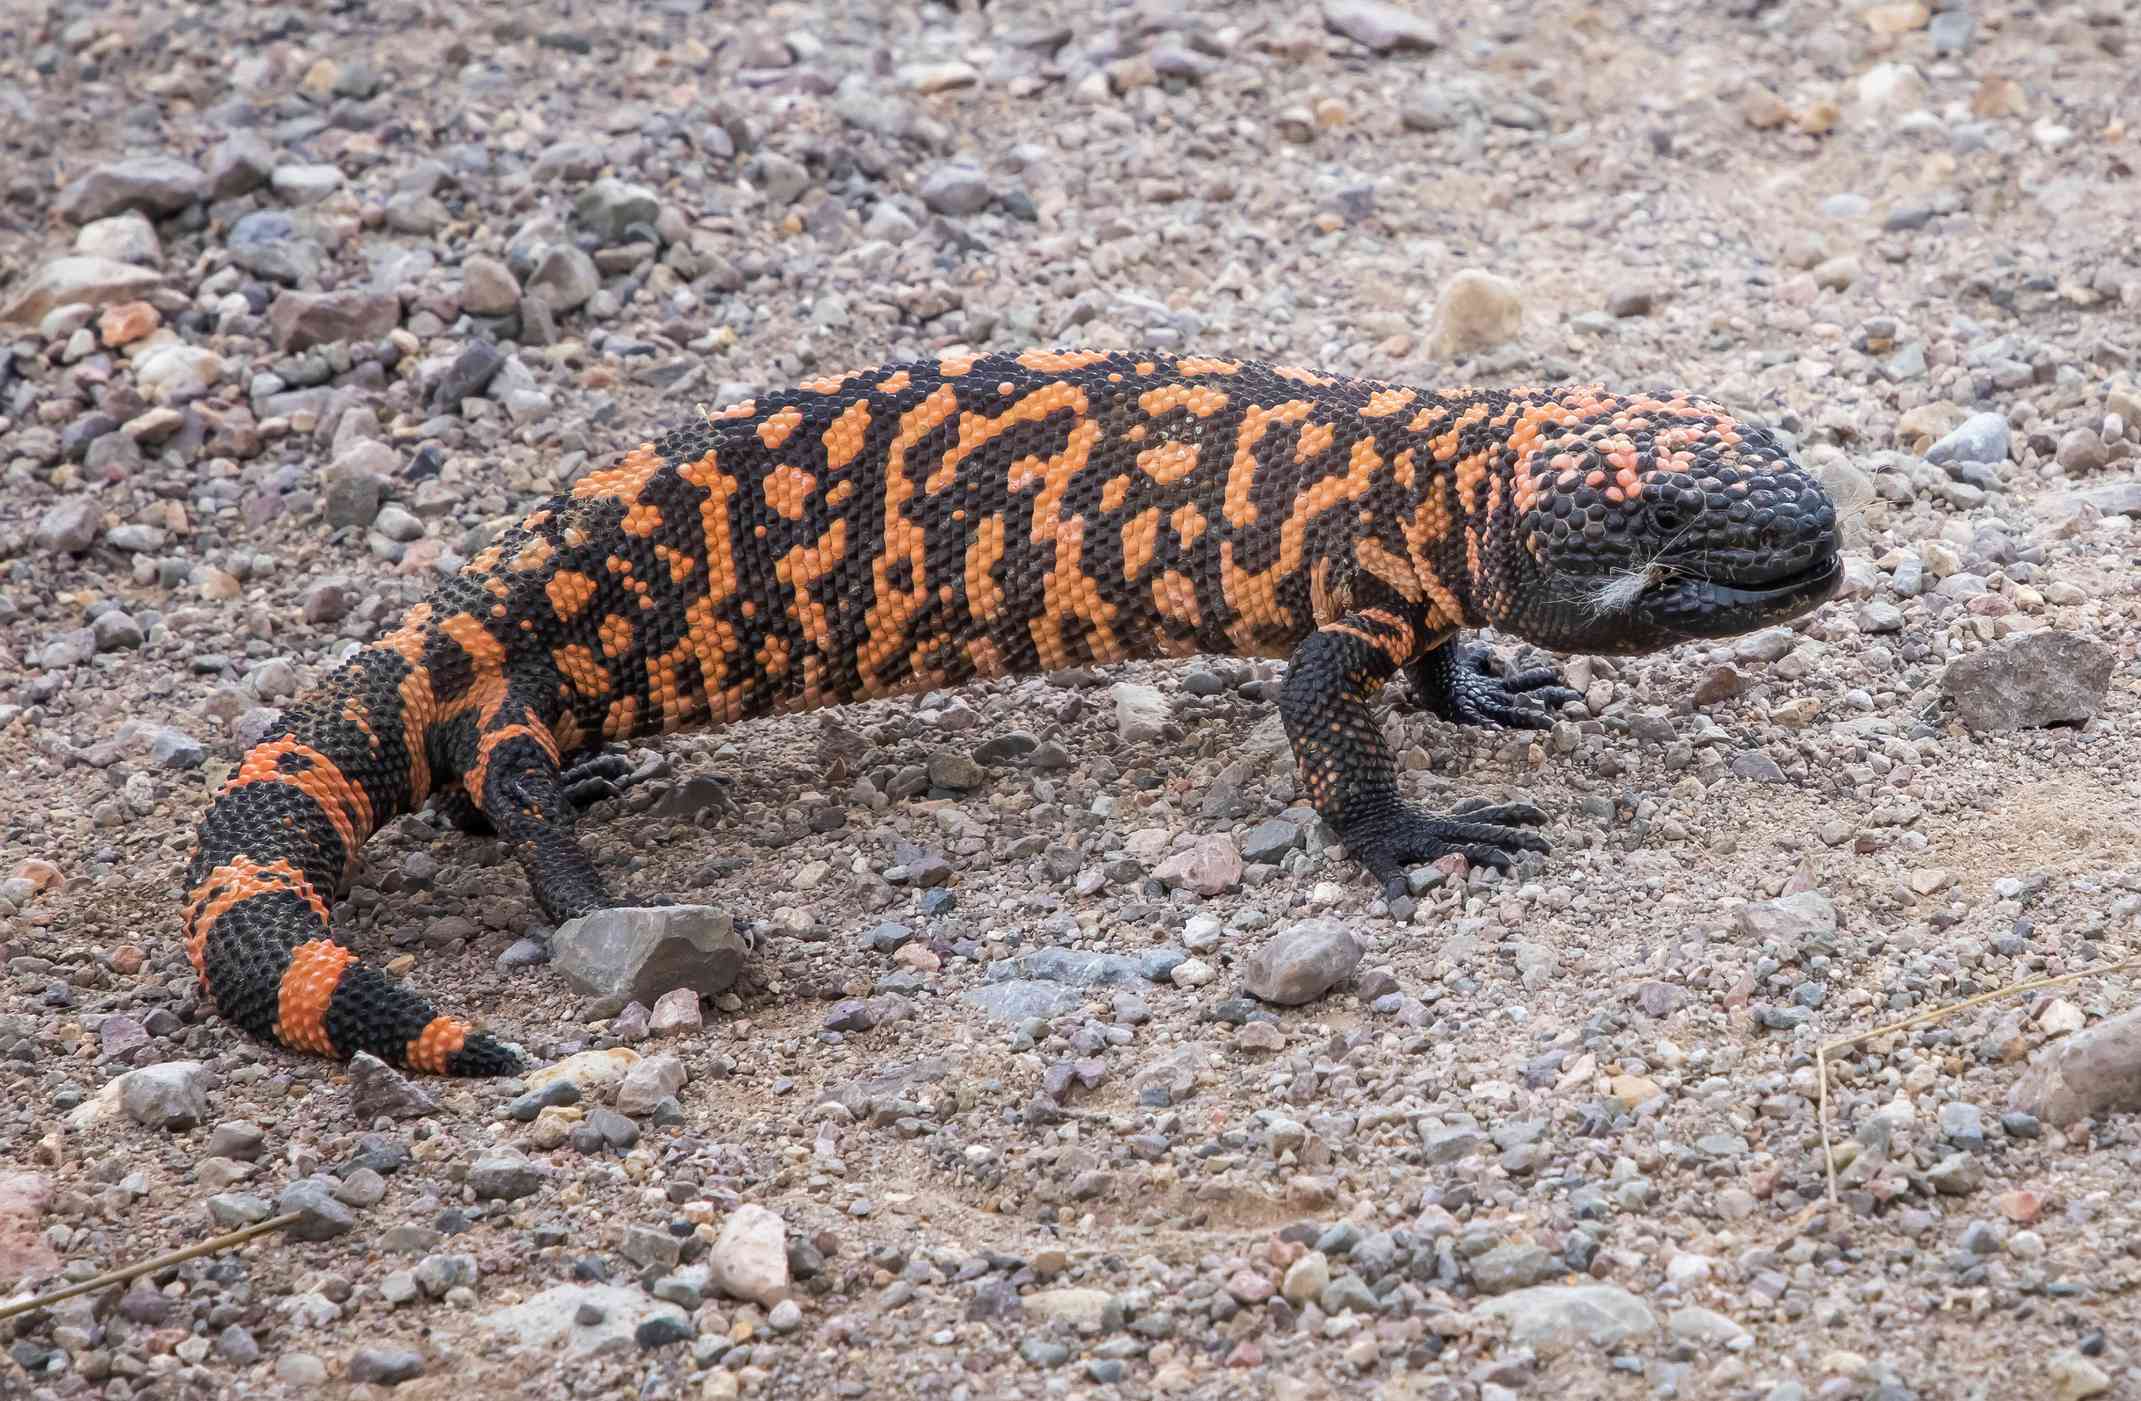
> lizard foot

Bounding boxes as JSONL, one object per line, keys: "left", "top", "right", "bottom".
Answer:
{"left": 559, "top": 748, "right": 671, "bottom": 811}
{"left": 1407, "top": 643, "right": 1582, "bottom": 730}
{"left": 1344, "top": 798, "right": 1552, "bottom": 896}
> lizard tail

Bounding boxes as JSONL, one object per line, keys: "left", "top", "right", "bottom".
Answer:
{"left": 179, "top": 642, "right": 524, "bottom": 1077}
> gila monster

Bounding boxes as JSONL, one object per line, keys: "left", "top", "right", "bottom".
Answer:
{"left": 180, "top": 348, "right": 1843, "bottom": 1077}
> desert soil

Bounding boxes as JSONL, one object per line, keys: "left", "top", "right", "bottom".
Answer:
{"left": 3, "top": 1, "right": 2140, "bottom": 1399}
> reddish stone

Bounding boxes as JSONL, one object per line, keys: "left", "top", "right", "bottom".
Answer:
{"left": 97, "top": 300, "right": 160, "bottom": 346}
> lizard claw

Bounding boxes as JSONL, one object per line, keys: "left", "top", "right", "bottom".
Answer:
{"left": 560, "top": 748, "right": 669, "bottom": 811}
{"left": 1344, "top": 799, "right": 1553, "bottom": 894}
{"left": 1406, "top": 643, "right": 1582, "bottom": 731}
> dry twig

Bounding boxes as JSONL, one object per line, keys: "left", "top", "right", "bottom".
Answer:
{"left": 0, "top": 1211, "right": 304, "bottom": 1324}
{"left": 1816, "top": 958, "right": 2137, "bottom": 1205}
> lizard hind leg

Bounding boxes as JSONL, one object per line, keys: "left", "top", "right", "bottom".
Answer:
{"left": 466, "top": 710, "right": 616, "bottom": 925}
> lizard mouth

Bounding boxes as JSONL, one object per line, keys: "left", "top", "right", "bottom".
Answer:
{"left": 1637, "top": 550, "right": 1844, "bottom": 636}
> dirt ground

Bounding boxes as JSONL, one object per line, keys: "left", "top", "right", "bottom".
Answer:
{"left": 3, "top": 1, "right": 2140, "bottom": 1399}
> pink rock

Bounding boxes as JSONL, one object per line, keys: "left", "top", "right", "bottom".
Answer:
{"left": 1151, "top": 835, "right": 1243, "bottom": 897}
{"left": 2008, "top": 1005, "right": 2141, "bottom": 1126}
{"left": 0, "top": 1172, "right": 56, "bottom": 1286}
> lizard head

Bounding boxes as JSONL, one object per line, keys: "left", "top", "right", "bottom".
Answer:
{"left": 1490, "top": 388, "right": 1843, "bottom": 656}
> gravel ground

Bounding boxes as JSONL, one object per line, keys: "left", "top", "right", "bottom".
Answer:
{"left": 4, "top": 1, "right": 2141, "bottom": 1398}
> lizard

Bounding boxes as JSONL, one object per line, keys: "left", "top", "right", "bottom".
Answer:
{"left": 178, "top": 348, "right": 1843, "bottom": 1077}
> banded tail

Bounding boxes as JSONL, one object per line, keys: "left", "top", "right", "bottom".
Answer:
{"left": 180, "top": 635, "right": 523, "bottom": 1077}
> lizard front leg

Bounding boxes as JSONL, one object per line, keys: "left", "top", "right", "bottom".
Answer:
{"left": 1279, "top": 606, "right": 1552, "bottom": 895}
{"left": 1401, "top": 638, "right": 1581, "bottom": 730}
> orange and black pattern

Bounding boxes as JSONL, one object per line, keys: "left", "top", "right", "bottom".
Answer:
{"left": 180, "top": 348, "right": 1841, "bottom": 1076}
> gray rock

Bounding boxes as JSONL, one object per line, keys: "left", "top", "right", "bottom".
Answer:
{"left": 961, "top": 980, "right": 1083, "bottom": 1022}
{"left": 748, "top": 152, "right": 812, "bottom": 206}
{"left": 2008, "top": 1005, "right": 2141, "bottom": 1126}
{"left": 2056, "top": 427, "right": 2110, "bottom": 474}
{"left": 479, "top": 1282, "right": 690, "bottom": 1356}
{"left": 277, "top": 1178, "right": 357, "bottom": 1240}
{"left": 270, "top": 163, "right": 344, "bottom": 205}
{"left": 1322, "top": 0, "right": 1441, "bottom": 51}
{"left": 34, "top": 497, "right": 102, "bottom": 555}
{"left": 87, "top": 613, "right": 143, "bottom": 660}
{"left": 348, "top": 1346, "right": 425, "bottom": 1384}
{"left": 322, "top": 450, "right": 388, "bottom": 528}
{"left": 430, "top": 339, "right": 506, "bottom": 411}
{"left": 1927, "top": 1152, "right": 1985, "bottom": 1196}
{"left": 1421, "top": 1126, "right": 1488, "bottom": 1163}
{"left": 1471, "top": 1243, "right": 1562, "bottom": 1295}
{"left": 575, "top": 178, "right": 660, "bottom": 243}
{"left": 1240, "top": 818, "right": 1303, "bottom": 864}
{"left": 617, "top": 1052, "right": 688, "bottom": 1115}
{"left": 1734, "top": 890, "right": 1837, "bottom": 943}
{"left": 1243, "top": 920, "right": 1362, "bottom": 1005}
{"left": 348, "top": 1052, "right": 440, "bottom": 1121}
{"left": 551, "top": 905, "right": 750, "bottom": 1005}
{"left": 1924, "top": 411, "right": 2011, "bottom": 468}
{"left": 1668, "top": 1306, "right": 1750, "bottom": 1346}
{"left": 413, "top": 1253, "right": 477, "bottom": 1297}
{"left": 2060, "top": 482, "right": 2141, "bottom": 520}
{"left": 919, "top": 164, "right": 992, "bottom": 216}
{"left": 55, "top": 157, "right": 207, "bottom": 222}
{"left": 1473, "top": 1283, "right": 1658, "bottom": 1357}
{"left": 228, "top": 210, "right": 324, "bottom": 285}
{"left": 927, "top": 749, "right": 985, "bottom": 790}
{"left": 136, "top": 344, "right": 223, "bottom": 403}
{"left": 526, "top": 244, "right": 599, "bottom": 312}
{"left": 460, "top": 255, "right": 521, "bottom": 316}
{"left": 207, "top": 132, "right": 276, "bottom": 199}
{"left": 207, "top": 1192, "right": 273, "bottom": 1228}
{"left": 74, "top": 211, "right": 162, "bottom": 266}
{"left": 1940, "top": 631, "right": 2115, "bottom": 731}
{"left": 268, "top": 289, "right": 401, "bottom": 351}
{"left": 987, "top": 947, "right": 1148, "bottom": 988}
{"left": 1, "top": 257, "right": 164, "bottom": 324}
{"left": 1111, "top": 683, "right": 1170, "bottom": 743}
{"left": 468, "top": 1148, "right": 546, "bottom": 1201}
{"left": 120, "top": 1061, "right": 208, "bottom": 1130}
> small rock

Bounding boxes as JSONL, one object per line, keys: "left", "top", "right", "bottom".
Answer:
{"left": 1734, "top": 890, "right": 1837, "bottom": 943}
{"left": 348, "top": 1346, "right": 426, "bottom": 1385}
{"left": 56, "top": 156, "right": 206, "bottom": 222}
{"left": 34, "top": 497, "right": 102, "bottom": 555}
{"left": 1111, "top": 683, "right": 1170, "bottom": 743}
{"left": 2008, "top": 1005, "right": 2141, "bottom": 1126}
{"left": 1243, "top": 920, "right": 1362, "bottom": 1005}
{"left": 710, "top": 1204, "right": 789, "bottom": 1306}
{"left": 276, "top": 1179, "right": 357, "bottom": 1240}
{"left": 1322, "top": 0, "right": 1441, "bottom": 51}
{"left": 1924, "top": 412, "right": 2011, "bottom": 468}
{"left": 2048, "top": 1350, "right": 2112, "bottom": 1400}
{"left": 348, "top": 1052, "right": 440, "bottom": 1121}
{"left": 919, "top": 165, "right": 991, "bottom": 216}
{"left": 1471, "top": 1243, "right": 1562, "bottom": 1295}
{"left": 1, "top": 256, "right": 164, "bottom": 325}
{"left": 119, "top": 1061, "right": 208, "bottom": 1130}
{"left": 649, "top": 988, "right": 702, "bottom": 1036}
{"left": 1151, "top": 835, "right": 1243, "bottom": 896}
{"left": 1472, "top": 1284, "right": 1659, "bottom": 1358}
{"left": 468, "top": 1148, "right": 546, "bottom": 1201}
{"left": 552, "top": 905, "right": 750, "bottom": 1005}
{"left": 1427, "top": 269, "right": 1523, "bottom": 357}
{"left": 268, "top": 289, "right": 401, "bottom": 351}
{"left": 616, "top": 1052, "right": 687, "bottom": 1116}
{"left": 1940, "top": 631, "right": 2115, "bottom": 731}
{"left": 1023, "top": 1287, "right": 1117, "bottom": 1332}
